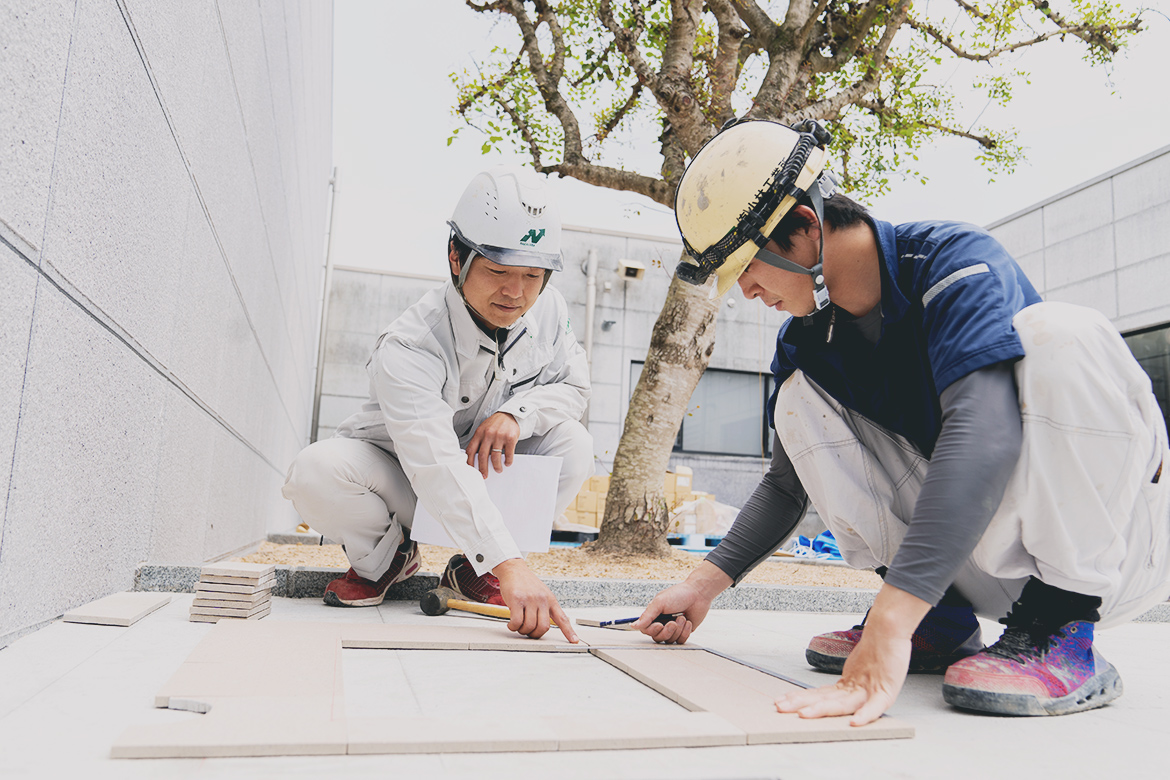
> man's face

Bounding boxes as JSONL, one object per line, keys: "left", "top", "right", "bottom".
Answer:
{"left": 736, "top": 240, "right": 818, "bottom": 317}
{"left": 452, "top": 252, "right": 545, "bottom": 329}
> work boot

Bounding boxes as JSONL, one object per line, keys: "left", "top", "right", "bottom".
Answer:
{"left": 806, "top": 602, "right": 984, "bottom": 674}
{"left": 323, "top": 537, "right": 420, "bottom": 607}
{"left": 440, "top": 554, "right": 506, "bottom": 606}
{"left": 943, "top": 580, "right": 1120, "bottom": 716}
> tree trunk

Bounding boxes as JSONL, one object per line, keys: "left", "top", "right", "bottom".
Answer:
{"left": 588, "top": 266, "right": 720, "bottom": 557}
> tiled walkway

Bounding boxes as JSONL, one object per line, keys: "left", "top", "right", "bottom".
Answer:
{"left": 0, "top": 595, "right": 1166, "bottom": 779}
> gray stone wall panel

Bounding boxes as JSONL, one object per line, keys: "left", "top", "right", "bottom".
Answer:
{"left": 1117, "top": 255, "right": 1170, "bottom": 321}
{"left": 1115, "top": 201, "right": 1170, "bottom": 270}
{"left": 1045, "top": 275, "right": 1118, "bottom": 318}
{"left": 0, "top": 249, "right": 38, "bottom": 528}
{"left": 0, "top": 284, "right": 167, "bottom": 637}
{"left": 1113, "top": 150, "right": 1170, "bottom": 220}
{"left": 1042, "top": 180, "right": 1113, "bottom": 246}
{"left": 38, "top": 0, "right": 189, "bottom": 369}
{"left": 0, "top": 0, "right": 75, "bottom": 251}
{"left": 988, "top": 209, "right": 1045, "bottom": 260}
{"left": 1043, "top": 224, "right": 1115, "bottom": 290}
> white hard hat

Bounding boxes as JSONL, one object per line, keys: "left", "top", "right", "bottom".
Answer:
{"left": 448, "top": 166, "right": 563, "bottom": 287}
{"left": 675, "top": 119, "right": 834, "bottom": 303}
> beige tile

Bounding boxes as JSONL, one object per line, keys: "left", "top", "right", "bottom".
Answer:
{"left": 61, "top": 591, "right": 171, "bottom": 627}
{"left": 113, "top": 696, "right": 344, "bottom": 758}
{"left": 189, "top": 601, "right": 271, "bottom": 618}
{"left": 731, "top": 711, "right": 916, "bottom": 744}
{"left": 191, "top": 594, "right": 270, "bottom": 609}
{"left": 191, "top": 589, "right": 269, "bottom": 604}
{"left": 199, "top": 572, "right": 275, "bottom": 587}
{"left": 188, "top": 605, "right": 271, "bottom": 623}
{"left": 195, "top": 580, "right": 274, "bottom": 594}
{"left": 546, "top": 712, "right": 745, "bottom": 750}
{"left": 573, "top": 623, "right": 706, "bottom": 650}
{"left": 200, "top": 562, "right": 276, "bottom": 578}
{"left": 347, "top": 716, "right": 558, "bottom": 754}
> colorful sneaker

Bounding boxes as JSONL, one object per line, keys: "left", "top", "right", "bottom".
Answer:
{"left": 440, "top": 554, "right": 506, "bottom": 606}
{"left": 806, "top": 603, "right": 984, "bottom": 674}
{"left": 942, "top": 620, "right": 1122, "bottom": 716}
{"left": 323, "top": 540, "right": 420, "bottom": 607}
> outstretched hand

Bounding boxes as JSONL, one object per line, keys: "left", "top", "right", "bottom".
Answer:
{"left": 493, "top": 558, "right": 578, "bottom": 644}
{"left": 775, "top": 584, "right": 930, "bottom": 726}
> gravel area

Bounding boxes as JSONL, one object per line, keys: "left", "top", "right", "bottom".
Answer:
{"left": 236, "top": 541, "right": 882, "bottom": 590}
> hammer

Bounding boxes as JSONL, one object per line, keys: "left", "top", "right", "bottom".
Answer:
{"left": 419, "top": 586, "right": 559, "bottom": 627}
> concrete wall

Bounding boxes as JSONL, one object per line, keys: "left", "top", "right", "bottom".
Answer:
{"left": 987, "top": 144, "right": 1170, "bottom": 333}
{"left": 313, "top": 226, "right": 789, "bottom": 510}
{"left": 0, "top": 0, "right": 332, "bottom": 643}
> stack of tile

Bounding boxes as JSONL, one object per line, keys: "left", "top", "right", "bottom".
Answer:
{"left": 189, "top": 562, "right": 275, "bottom": 623}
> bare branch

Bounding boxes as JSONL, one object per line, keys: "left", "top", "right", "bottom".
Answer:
{"left": 795, "top": 0, "right": 832, "bottom": 51}
{"left": 707, "top": 0, "right": 749, "bottom": 125}
{"left": 729, "top": 0, "right": 778, "bottom": 43}
{"left": 544, "top": 160, "right": 676, "bottom": 208}
{"left": 533, "top": 0, "right": 566, "bottom": 82}
{"left": 570, "top": 39, "right": 618, "bottom": 88}
{"left": 809, "top": 0, "right": 894, "bottom": 71}
{"left": 857, "top": 98, "right": 999, "bottom": 149}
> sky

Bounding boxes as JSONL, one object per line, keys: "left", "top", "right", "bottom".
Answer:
{"left": 329, "top": 0, "right": 1170, "bottom": 278}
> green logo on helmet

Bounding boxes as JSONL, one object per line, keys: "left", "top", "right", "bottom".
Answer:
{"left": 520, "top": 228, "right": 546, "bottom": 245}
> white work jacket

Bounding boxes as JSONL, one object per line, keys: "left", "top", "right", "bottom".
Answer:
{"left": 336, "top": 281, "right": 591, "bottom": 574}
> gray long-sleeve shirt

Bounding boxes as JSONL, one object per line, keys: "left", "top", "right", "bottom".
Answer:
{"left": 705, "top": 309, "right": 1023, "bottom": 606}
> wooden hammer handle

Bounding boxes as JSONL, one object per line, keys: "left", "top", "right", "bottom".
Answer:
{"left": 446, "top": 599, "right": 560, "bottom": 628}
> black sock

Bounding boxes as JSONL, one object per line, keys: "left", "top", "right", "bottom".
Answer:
{"left": 1003, "top": 577, "right": 1102, "bottom": 631}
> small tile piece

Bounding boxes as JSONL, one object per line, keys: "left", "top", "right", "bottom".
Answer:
{"left": 546, "top": 712, "right": 745, "bottom": 750}
{"left": 200, "top": 562, "right": 276, "bottom": 578}
{"left": 62, "top": 592, "right": 172, "bottom": 627}
{"left": 195, "top": 580, "right": 275, "bottom": 595}
{"left": 188, "top": 605, "right": 271, "bottom": 623}
{"left": 199, "top": 573, "right": 276, "bottom": 587}
{"left": 189, "top": 601, "right": 270, "bottom": 618}
{"left": 191, "top": 591, "right": 269, "bottom": 607}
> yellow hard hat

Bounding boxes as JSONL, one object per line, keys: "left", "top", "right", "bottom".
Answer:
{"left": 675, "top": 119, "right": 833, "bottom": 300}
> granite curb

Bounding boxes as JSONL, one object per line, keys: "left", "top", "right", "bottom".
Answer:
{"left": 132, "top": 563, "right": 1170, "bottom": 621}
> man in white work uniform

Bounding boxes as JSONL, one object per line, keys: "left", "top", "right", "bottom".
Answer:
{"left": 283, "top": 167, "right": 594, "bottom": 642}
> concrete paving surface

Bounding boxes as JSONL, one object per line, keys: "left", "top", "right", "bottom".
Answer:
{"left": 0, "top": 594, "right": 1166, "bottom": 779}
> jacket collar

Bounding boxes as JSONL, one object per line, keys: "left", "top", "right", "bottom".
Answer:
{"left": 871, "top": 218, "right": 912, "bottom": 326}
{"left": 444, "top": 281, "right": 537, "bottom": 359}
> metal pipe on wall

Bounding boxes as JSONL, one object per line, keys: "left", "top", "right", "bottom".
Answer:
{"left": 582, "top": 249, "right": 599, "bottom": 426}
{"left": 310, "top": 167, "right": 339, "bottom": 444}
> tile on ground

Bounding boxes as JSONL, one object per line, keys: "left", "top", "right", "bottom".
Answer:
{"left": 62, "top": 592, "right": 172, "bottom": 627}
{"left": 346, "top": 715, "right": 558, "bottom": 754}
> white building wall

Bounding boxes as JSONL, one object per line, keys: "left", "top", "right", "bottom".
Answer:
{"left": 987, "top": 145, "right": 1170, "bottom": 332}
{"left": 0, "top": 0, "right": 332, "bottom": 642}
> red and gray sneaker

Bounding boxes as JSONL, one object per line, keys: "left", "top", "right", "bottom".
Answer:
{"left": 323, "top": 540, "right": 420, "bottom": 607}
{"left": 942, "top": 620, "right": 1122, "bottom": 716}
{"left": 806, "top": 602, "right": 984, "bottom": 674}
{"left": 440, "top": 554, "right": 506, "bottom": 606}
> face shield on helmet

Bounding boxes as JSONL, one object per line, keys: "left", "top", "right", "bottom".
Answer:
{"left": 674, "top": 119, "right": 836, "bottom": 304}
{"left": 448, "top": 166, "right": 564, "bottom": 292}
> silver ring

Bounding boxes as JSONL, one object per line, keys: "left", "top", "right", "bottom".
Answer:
{"left": 491, "top": 448, "right": 504, "bottom": 453}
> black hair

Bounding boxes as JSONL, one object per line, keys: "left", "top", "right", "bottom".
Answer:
{"left": 449, "top": 231, "right": 474, "bottom": 268}
{"left": 767, "top": 191, "right": 870, "bottom": 252}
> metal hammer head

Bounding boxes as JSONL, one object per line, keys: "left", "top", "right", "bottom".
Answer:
{"left": 420, "top": 586, "right": 461, "bottom": 616}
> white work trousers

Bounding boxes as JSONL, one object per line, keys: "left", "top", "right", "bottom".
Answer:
{"left": 775, "top": 302, "right": 1170, "bottom": 627}
{"left": 282, "top": 420, "right": 594, "bottom": 581}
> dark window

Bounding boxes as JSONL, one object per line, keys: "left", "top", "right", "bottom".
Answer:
{"left": 1124, "top": 322, "right": 1170, "bottom": 423}
{"left": 630, "top": 362, "right": 773, "bottom": 457}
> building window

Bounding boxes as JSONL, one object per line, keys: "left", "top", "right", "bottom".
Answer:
{"left": 630, "top": 362, "right": 773, "bottom": 457}
{"left": 1124, "top": 322, "right": 1170, "bottom": 423}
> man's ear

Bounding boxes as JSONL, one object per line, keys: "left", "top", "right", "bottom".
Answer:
{"left": 790, "top": 205, "right": 822, "bottom": 242}
{"left": 448, "top": 241, "right": 461, "bottom": 276}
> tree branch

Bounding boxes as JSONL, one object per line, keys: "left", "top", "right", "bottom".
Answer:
{"left": 729, "top": 0, "right": 778, "bottom": 44}
{"left": 858, "top": 98, "right": 999, "bottom": 148}
{"left": 707, "top": 0, "right": 749, "bottom": 126}
{"left": 504, "top": 0, "right": 586, "bottom": 164}
{"left": 809, "top": 0, "right": 895, "bottom": 71}
{"left": 494, "top": 94, "right": 545, "bottom": 167}
{"left": 907, "top": 14, "right": 1140, "bottom": 61}
{"left": 598, "top": 0, "right": 660, "bottom": 92}
{"left": 596, "top": 83, "right": 644, "bottom": 144}
{"left": 542, "top": 160, "right": 675, "bottom": 207}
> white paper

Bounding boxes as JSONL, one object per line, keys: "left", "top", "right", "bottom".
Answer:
{"left": 409, "top": 454, "right": 563, "bottom": 553}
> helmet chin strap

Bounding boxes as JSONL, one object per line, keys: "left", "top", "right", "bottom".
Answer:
{"left": 752, "top": 175, "right": 834, "bottom": 311}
